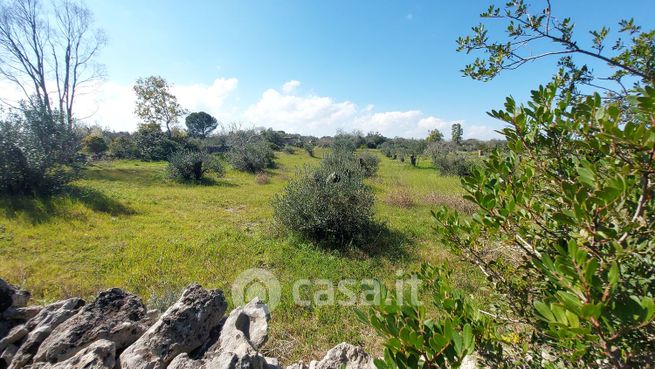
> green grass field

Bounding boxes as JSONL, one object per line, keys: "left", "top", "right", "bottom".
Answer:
{"left": 0, "top": 149, "right": 480, "bottom": 362}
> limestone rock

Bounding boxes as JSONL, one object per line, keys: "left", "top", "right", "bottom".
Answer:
{"left": 119, "top": 284, "right": 227, "bottom": 369}
{"left": 1, "top": 344, "right": 19, "bottom": 369}
{"left": 168, "top": 298, "right": 274, "bottom": 369}
{"left": 34, "top": 288, "right": 150, "bottom": 364}
{"left": 212, "top": 297, "right": 270, "bottom": 353}
{"left": 307, "top": 343, "right": 374, "bottom": 369}
{"left": 8, "top": 298, "right": 84, "bottom": 369}
{"left": 0, "top": 280, "right": 30, "bottom": 314}
{"left": 2, "top": 307, "right": 42, "bottom": 322}
{"left": 0, "top": 326, "right": 28, "bottom": 352}
{"left": 26, "top": 339, "right": 116, "bottom": 369}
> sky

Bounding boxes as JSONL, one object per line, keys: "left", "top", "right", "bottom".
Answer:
{"left": 4, "top": 0, "right": 655, "bottom": 139}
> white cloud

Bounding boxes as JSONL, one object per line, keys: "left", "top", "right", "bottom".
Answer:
{"left": 0, "top": 76, "right": 500, "bottom": 139}
{"left": 244, "top": 88, "right": 358, "bottom": 134}
{"left": 244, "top": 83, "right": 498, "bottom": 139}
{"left": 77, "top": 77, "right": 238, "bottom": 131}
{"left": 281, "top": 80, "right": 301, "bottom": 94}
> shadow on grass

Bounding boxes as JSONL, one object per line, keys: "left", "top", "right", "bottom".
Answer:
{"left": 307, "top": 222, "right": 413, "bottom": 261}
{"left": 0, "top": 185, "right": 135, "bottom": 224}
{"left": 172, "top": 177, "right": 238, "bottom": 187}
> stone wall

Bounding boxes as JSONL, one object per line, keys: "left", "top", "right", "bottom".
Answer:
{"left": 0, "top": 279, "right": 374, "bottom": 369}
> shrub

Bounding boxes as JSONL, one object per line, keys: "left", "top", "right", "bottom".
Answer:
{"left": 0, "top": 108, "right": 80, "bottom": 195}
{"left": 303, "top": 142, "right": 315, "bottom": 157}
{"left": 134, "top": 123, "right": 179, "bottom": 161}
{"left": 167, "top": 150, "right": 224, "bottom": 181}
{"left": 425, "top": 141, "right": 480, "bottom": 176}
{"left": 82, "top": 134, "right": 108, "bottom": 158}
{"left": 282, "top": 145, "right": 295, "bottom": 154}
{"left": 226, "top": 132, "right": 275, "bottom": 173}
{"left": 273, "top": 151, "right": 375, "bottom": 246}
{"left": 357, "top": 152, "right": 380, "bottom": 177}
{"left": 108, "top": 136, "right": 138, "bottom": 159}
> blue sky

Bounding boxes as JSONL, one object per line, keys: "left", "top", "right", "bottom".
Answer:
{"left": 78, "top": 0, "right": 655, "bottom": 138}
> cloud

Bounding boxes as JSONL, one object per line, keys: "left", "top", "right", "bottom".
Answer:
{"left": 244, "top": 83, "right": 497, "bottom": 139}
{"left": 76, "top": 77, "right": 238, "bottom": 131}
{"left": 1, "top": 76, "right": 500, "bottom": 139}
{"left": 281, "top": 80, "right": 301, "bottom": 94}
{"left": 244, "top": 88, "right": 358, "bottom": 134}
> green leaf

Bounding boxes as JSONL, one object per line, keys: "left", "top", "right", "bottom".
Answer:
{"left": 534, "top": 301, "right": 555, "bottom": 322}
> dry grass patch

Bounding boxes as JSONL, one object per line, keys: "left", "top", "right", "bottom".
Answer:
{"left": 424, "top": 192, "right": 477, "bottom": 214}
{"left": 385, "top": 188, "right": 415, "bottom": 208}
{"left": 255, "top": 172, "right": 271, "bottom": 184}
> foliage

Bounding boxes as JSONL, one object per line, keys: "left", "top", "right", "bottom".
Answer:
{"left": 427, "top": 151, "right": 477, "bottom": 178}
{"left": 358, "top": 265, "right": 497, "bottom": 369}
{"left": 133, "top": 123, "right": 179, "bottom": 161}
{"left": 82, "top": 134, "right": 108, "bottom": 158}
{"left": 261, "top": 128, "right": 286, "bottom": 150}
{"left": 283, "top": 145, "right": 296, "bottom": 154}
{"left": 433, "top": 84, "right": 655, "bottom": 367}
{"left": 0, "top": 108, "right": 80, "bottom": 195}
{"left": 365, "top": 131, "right": 387, "bottom": 148}
{"left": 108, "top": 135, "right": 138, "bottom": 159}
{"left": 167, "top": 149, "right": 224, "bottom": 181}
{"left": 272, "top": 151, "right": 375, "bottom": 246}
{"left": 185, "top": 111, "right": 218, "bottom": 138}
{"left": 357, "top": 151, "right": 380, "bottom": 177}
{"left": 225, "top": 130, "right": 275, "bottom": 173}
{"left": 451, "top": 123, "right": 463, "bottom": 145}
{"left": 456, "top": 1, "right": 655, "bottom": 96}
{"left": 133, "top": 76, "right": 187, "bottom": 138}
{"left": 332, "top": 132, "right": 364, "bottom": 153}
{"left": 426, "top": 129, "right": 443, "bottom": 143}
{"left": 303, "top": 142, "right": 316, "bottom": 157}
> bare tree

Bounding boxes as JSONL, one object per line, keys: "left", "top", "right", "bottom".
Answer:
{"left": 0, "top": 0, "right": 105, "bottom": 128}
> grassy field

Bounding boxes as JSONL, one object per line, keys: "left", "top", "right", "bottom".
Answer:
{"left": 0, "top": 148, "right": 480, "bottom": 362}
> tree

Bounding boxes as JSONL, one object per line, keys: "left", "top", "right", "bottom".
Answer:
{"left": 0, "top": 0, "right": 106, "bottom": 128}
{"left": 426, "top": 129, "right": 443, "bottom": 143}
{"left": 456, "top": 1, "right": 655, "bottom": 97}
{"left": 185, "top": 111, "right": 218, "bottom": 138}
{"left": 81, "top": 133, "right": 107, "bottom": 157}
{"left": 133, "top": 76, "right": 186, "bottom": 138}
{"left": 450, "top": 123, "right": 463, "bottom": 145}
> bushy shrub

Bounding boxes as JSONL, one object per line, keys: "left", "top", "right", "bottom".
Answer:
{"left": 108, "top": 136, "right": 138, "bottom": 159}
{"left": 134, "top": 123, "right": 179, "bottom": 161}
{"left": 432, "top": 153, "right": 477, "bottom": 177}
{"left": 0, "top": 108, "right": 80, "bottom": 195}
{"left": 282, "top": 144, "right": 295, "bottom": 154}
{"left": 226, "top": 130, "right": 275, "bottom": 173}
{"left": 273, "top": 151, "right": 375, "bottom": 246}
{"left": 82, "top": 134, "right": 108, "bottom": 158}
{"left": 357, "top": 152, "right": 380, "bottom": 177}
{"left": 303, "top": 142, "right": 315, "bottom": 157}
{"left": 167, "top": 150, "right": 223, "bottom": 181}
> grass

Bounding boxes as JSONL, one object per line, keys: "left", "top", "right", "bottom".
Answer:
{"left": 0, "top": 148, "right": 480, "bottom": 363}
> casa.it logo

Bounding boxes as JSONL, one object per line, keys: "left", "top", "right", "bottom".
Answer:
{"left": 231, "top": 268, "right": 281, "bottom": 311}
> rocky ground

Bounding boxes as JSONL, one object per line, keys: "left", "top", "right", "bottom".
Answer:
{"left": 0, "top": 279, "right": 374, "bottom": 369}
